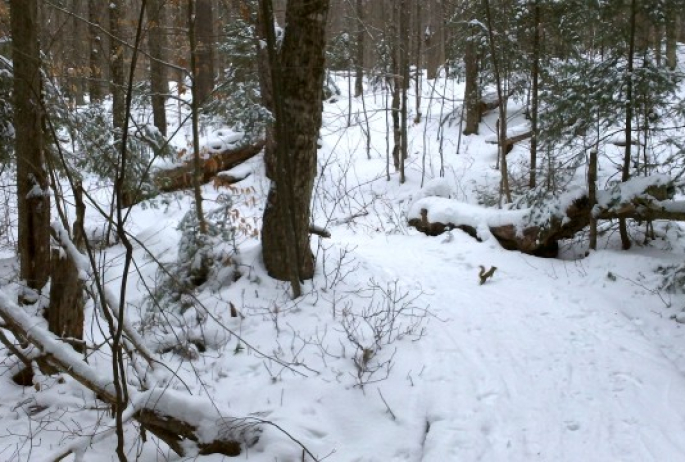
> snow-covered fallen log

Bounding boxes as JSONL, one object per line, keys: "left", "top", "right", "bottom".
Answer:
{"left": 123, "top": 140, "right": 265, "bottom": 207}
{"left": 484, "top": 122, "right": 532, "bottom": 152}
{"left": 408, "top": 175, "right": 679, "bottom": 257}
{"left": 0, "top": 291, "right": 260, "bottom": 457}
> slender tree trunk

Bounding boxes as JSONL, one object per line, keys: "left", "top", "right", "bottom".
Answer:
{"left": 109, "top": 0, "right": 125, "bottom": 140}
{"left": 529, "top": 1, "right": 540, "bottom": 189}
{"left": 463, "top": 25, "right": 480, "bottom": 135}
{"left": 88, "top": 2, "right": 104, "bottom": 102}
{"left": 425, "top": 0, "right": 436, "bottom": 80}
{"left": 11, "top": 0, "right": 51, "bottom": 292}
{"left": 483, "top": 0, "right": 511, "bottom": 204}
{"left": 260, "top": 0, "right": 330, "bottom": 291}
{"left": 413, "top": 0, "right": 422, "bottom": 123}
{"left": 399, "top": 0, "right": 409, "bottom": 184}
{"left": 620, "top": 0, "right": 637, "bottom": 250}
{"left": 195, "top": 0, "right": 215, "bottom": 104}
{"left": 255, "top": 0, "right": 276, "bottom": 180}
{"left": 666, "top": 11, "right": 677, "bottom": 69}
{"left": 189, "top": 0, "right": 208, "bottom": 234}
{"left": 69, "top": 0, "right": 85, "bottom": 106}
{"left": 148, "top": 0, "right": 168, "bottom": 136}
{"left": 390, "top": 2, "right": 401, "bottom": 171}
{"left": 354, "top": 0, "right": 364, "bottom": 97}
{"left": 588, "top": 148, "right": 598, "bottom": 250}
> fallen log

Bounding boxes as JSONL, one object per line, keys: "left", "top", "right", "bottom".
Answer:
{"left": 0, "top": 291, "right": 260, "bottom": 457}
{"left": 157, "top": 140, "right": 265, "bottom": 193}
{"left": 408, "top": 174, "right": 678, "bottom": 257}
{"left": 485, "top": 124, "right": 532, "bottom": 153}
{"left": 123, "top": 140, "right": 265, "bottom": 207}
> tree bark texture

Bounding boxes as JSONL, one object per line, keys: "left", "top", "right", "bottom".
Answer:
{"left": 354, "top": 0, "right": 364, "bottom": 97}
{"left": 109, "top": 0, "right": 125, "bottom": 136}
{"left": 463, "top": 31, "right": 480, "bottom": 135}
{"left": 148, "top": 0, "right": 168, "bottom": 136}
{"left": 11, "top": 0, "right": 51, "bottom": 291}
{"left": 261, "top": 0, "right": 330, "bottom": 283}
{"left": 195, "top": 0, "right": 215, "bottom": 104}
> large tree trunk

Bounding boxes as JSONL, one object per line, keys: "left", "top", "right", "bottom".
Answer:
{"left": 261, "top": 0, "right": 330, "bottom": 289}
{"left": 195, "top": 0, "right": 215, "bottom": 104}
{"left": 148, "top": 0, "right": 168, "bottom": 136}
{"left": 11, "top": 0, "right": 51, "bottom": 292}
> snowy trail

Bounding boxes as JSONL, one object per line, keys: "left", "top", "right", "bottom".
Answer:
{"left": 343, "top": 231, "right": 685, "bottom": 462}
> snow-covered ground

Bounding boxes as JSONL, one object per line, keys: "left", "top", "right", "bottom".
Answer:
{"left": 2, "top": 71, "right": 685, "bottom": 462}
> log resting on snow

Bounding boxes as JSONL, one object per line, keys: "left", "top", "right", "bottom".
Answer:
{"left": 156, "top": 140, "right": 264, "bottom": 192}
{"left": 484, "top": 123, "right": 532, "bottom": 153}
{"left": 123, "top": 140, "right": 265, "bottom": 207}
{"left": 0, "top": 291, "right": 260, "bottom": 457}
{"left": 408, "top": 174, "right": 678, "bottom": 257}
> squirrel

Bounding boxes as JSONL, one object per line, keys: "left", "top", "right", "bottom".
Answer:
{"left": 478, "top": 265, "right": 497, "bottom": 285}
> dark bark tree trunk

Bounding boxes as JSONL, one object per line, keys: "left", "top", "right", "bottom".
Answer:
{"left": 255, "top": 0, "right": 276, "bottom": 182}
{"left": 260, "top": 0, "right": 330, "bottom": 292}
{"left": 11, "top": 0, "right": 51, "bottom": 292}
{"left": 354, "top": 0, "right": 364, "bottom": 97}
{"left": 399, "top": 0, "right": 409, "bottom": 183}
{"left": 529, "top": 0, "right": 540, "bottom": 189}
{"left": 87, "top": 1, "right": 104, "bottom": 102}
{"left": 189, "top": 0, "right": 208, "bottom": 234}
{"left": 390, "top": 1, "right": 401, "bottom": 171}
{"left": 588, "top": 148, "right": 598, "bottom": 250}
{"left": 666, "top": 11, "right": 677, "bottom": 69}
{"left": 413, "top": 0, "right": 422, "bottom": 123}
{"left": 463, "top": 25, "right": 480, "bottom": 135}
{"left": 620, "top": 0, "right": 638, "bottom": 250}
{"left": 195, "top": 0, "right": 215, "bottom": 104}
{"left": 148, "top": 0, "right": 168, "bottom": 136}
{"left": 69, "top": 0, "right": 86, "bottom": 106}
{"left": 109, "top": 0, "right": 125, "bottom": 138}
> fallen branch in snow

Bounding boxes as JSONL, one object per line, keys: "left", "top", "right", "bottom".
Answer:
{"left": 408, "top": 175, "right": 680, "bottom": 257}
{"left": 484, "top": 125, "right": 532, "bottom": 153}
{"left": 0, "top": 290, "right": 260, "bottom": 457}
{"left": 123, "top": 140, "right": 265, "bottom": 207}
